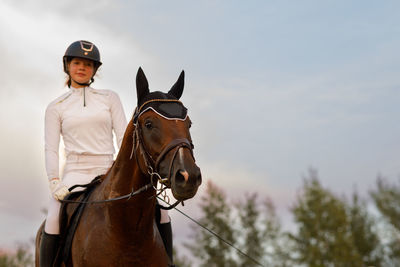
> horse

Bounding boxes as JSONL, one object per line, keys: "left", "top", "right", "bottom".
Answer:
{"left": 35, "top": 67, "right": 202, "bottom": 266}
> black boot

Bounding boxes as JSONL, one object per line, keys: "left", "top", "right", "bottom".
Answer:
{"left": 39, "top": 231, "right": 59, "bottom": 267}
{"left": 158, "top": 221, "right": 175, "bottom": 267}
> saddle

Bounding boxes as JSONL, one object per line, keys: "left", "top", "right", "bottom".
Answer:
{"left": 55, "top": 176, "right": 102, "bottom": 266}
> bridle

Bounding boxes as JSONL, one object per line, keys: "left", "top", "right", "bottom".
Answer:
{"left": 131, "top": 101, "right": 195, "bottom": 207}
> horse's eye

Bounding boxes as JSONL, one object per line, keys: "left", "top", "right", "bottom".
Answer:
{"left": 145, "top": 121, "right": 153, "bottom": 129}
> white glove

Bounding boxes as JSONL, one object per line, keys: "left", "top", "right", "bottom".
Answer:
{"left": 49, "top": 178, "right": 70, "bottom": 201}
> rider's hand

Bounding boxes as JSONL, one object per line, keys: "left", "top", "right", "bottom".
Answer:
{"left": 49, "top": 178, "right": 70, "bottom": 201}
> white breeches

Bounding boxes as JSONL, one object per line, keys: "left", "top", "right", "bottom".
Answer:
{"left": 44, "top": 154, "right": 170, "bottom": 234}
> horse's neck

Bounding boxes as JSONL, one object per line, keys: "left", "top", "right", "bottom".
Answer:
{"left": 99, "top": 124, "right": 156, "bottom": 234}
{"left": 107, "top": 123, "right": 148, "bottom": 192}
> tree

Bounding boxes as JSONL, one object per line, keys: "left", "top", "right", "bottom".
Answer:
{"left": 289, "top": 169, "right": 363, "bottom": 266}
{"left": 186, "top": 180, "right": 291, "bottom": 266}
{"left": 370, "top": 176, "right": 400, "bottom": 264}
{"left": 236, "top": 193, "right": 292, "bottom": 266}
{"left": 236, "top": 193, "right": 275, "bottom": 267}
{"left": 236, "top": 193, "right": 265, "bottom": 267}
{"left": 348, "top": 192, "right": 383, "bottom": 266}
{"left": 173, "top": 250, "right": 192, "bottom": 267}
{"left": 0, "top": 244, "right": 33, "bottom": 267}
{"left": 261, "top": 198, "right": 293, "bottom": 267}
{"left": 186, "top": 180, "right": 237, "bottom": 267}
{"left": 371, "top": 177, "right": 400, "bottom": 231}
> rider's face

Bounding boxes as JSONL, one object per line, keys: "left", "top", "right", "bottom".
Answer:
{"left": 68, "top": 58, "right": 95, "bottom": 87}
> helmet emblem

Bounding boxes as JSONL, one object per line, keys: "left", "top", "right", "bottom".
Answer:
{"left": 80, "top": 41, "right": 94, "bottom": 53}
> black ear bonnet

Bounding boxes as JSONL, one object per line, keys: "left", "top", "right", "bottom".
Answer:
{"left": 134, "top": 68, "right": 187, "bottom": 124}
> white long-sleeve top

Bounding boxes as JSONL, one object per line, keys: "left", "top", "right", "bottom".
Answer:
{"left": 44, "top": 86, "right": 127, "bottom": 180}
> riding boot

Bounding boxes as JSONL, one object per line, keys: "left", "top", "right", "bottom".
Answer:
{"left": 158, "top": 221, "right": 175, "bottom": 266}
{"left": 39, "top": 231, "right": 59, "bottom": 267}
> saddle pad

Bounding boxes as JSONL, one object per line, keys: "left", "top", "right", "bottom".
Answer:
{"left": 56, "top": 176, "right": 101, "bottom": 265}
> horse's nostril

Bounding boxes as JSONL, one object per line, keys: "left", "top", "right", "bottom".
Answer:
{"left": 174, "top": 168, "right": 202, "bottom": 187}
{"left": 175, "top": 169, "right": 187, "bottom": 185}
{"left": 180, "top": 170, "right": 189, "bottom": 182}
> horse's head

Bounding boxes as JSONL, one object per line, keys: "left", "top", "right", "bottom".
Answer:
{"left": 132, "top": 67, "right": 202, "bottom": 201}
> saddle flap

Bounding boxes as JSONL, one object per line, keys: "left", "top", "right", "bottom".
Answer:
{"left": 56, "top": 176, "right": 102, "bottom": 265}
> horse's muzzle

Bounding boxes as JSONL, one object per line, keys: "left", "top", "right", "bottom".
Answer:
{"left": 171, "top": 165, "right": 202, "bottom": 201}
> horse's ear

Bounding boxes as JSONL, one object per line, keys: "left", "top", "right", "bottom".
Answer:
{"left": 168, "top": 70, "right": 184, "bottom": 99}
{"left": 136, "top": 67, "right": 149, "bottom": 104}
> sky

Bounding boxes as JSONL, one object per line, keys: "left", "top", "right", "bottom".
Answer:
{"left": 0, "top": 0, "right": 399, "bottom": 258}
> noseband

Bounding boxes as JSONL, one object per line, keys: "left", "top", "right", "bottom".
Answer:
{"left": 131, "top": 124, "right": 194, "bottom": 182}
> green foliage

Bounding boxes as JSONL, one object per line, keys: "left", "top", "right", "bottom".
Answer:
{"left": 236, "top": 194, "right": 292, "bottom": 266}
{"left": 261, "top": 198, "right": 293, "bottom": 267}
{"left": 348, "top": 192, "right": 383, "bottom": 266}
{"left": 186, "top": 180, "right": 291, "bottom": 267}
{"left": 371, "top": 177, "right": 400, "bottom": 231}
{"left": 289, "top": 169, "right": 383, "bottom": 266}
{"left": 185, "top": 180, "right": 237, "bottom": 267}
{"left": 370, "top": 177, "right": 400, "bottom": 264}
{"left": 173, "top": 250, "right": 192, "bottom": 267}
{"left": 0, "top": 244, "right": 33, "bottom": 267}
{"left": 236, "top": 193, "right": 264, "bottom": 266}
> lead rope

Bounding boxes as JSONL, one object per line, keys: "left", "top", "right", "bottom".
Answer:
{"left": 157, "top": 197, "right": 266, "bottom": 267}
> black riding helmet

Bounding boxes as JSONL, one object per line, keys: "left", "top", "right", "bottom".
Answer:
{"left": 63, "top": 40, "right": 102, "bottom": 75}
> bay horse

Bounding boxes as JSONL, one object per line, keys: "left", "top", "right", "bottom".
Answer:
{"left": 35, "top": 67, "right": 202, "bottom": 266}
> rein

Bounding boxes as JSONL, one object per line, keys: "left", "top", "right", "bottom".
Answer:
{"left": 60, "top": 180, "right": 153, "bottom": 205}
{"left": 59, "top": 174, "right": 178, "bottom": 209}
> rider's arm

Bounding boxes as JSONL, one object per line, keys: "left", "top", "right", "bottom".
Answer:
{"left": 45, "top": 104, "right": 69, "bottom": 200}
{"left": 44, "top": 103, "right": 60, "bottom": 181}
{"left": 109, "top": 91, "right": 127, "bottom": 149}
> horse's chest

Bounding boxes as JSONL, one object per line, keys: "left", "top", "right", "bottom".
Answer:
{"left": 72, "top": 249, "right": 167, "bottom": 267}
{"left": 71, "top": 230, "right": 168, "bottom": 266}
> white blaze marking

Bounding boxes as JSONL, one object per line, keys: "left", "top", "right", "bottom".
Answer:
{"left": 178, "top": 148, "right": 189, "bottom": 182}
